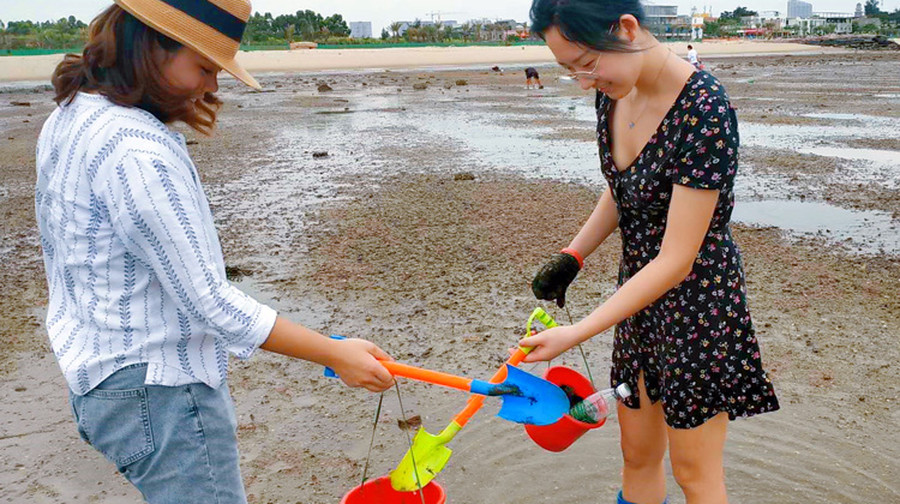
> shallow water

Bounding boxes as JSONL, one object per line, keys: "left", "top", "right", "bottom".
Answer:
{"left": 235, "top": 79, "right": 900, "bottom": 257}
{"left": 732, "top": 200, "right": 900, "bottom": 255}
{"left": 797, "top": 146, "right": 899, "bottom": 165}
{"left": 741, "top": 116, "right": 900, "bottom": 191}
{"left": 801, "top": 112, "right": 896, "bottom": 122}
{"left": 740, "top": 120, "right": 898, "bottom": 150}
{"left": 0, "top": 80, "right": 51, "bottom": 92}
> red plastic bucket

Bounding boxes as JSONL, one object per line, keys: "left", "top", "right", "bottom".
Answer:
{"left": 340, "top": 476, "right": 446, "bottom": 504}
{"left": 524, "top": 366, "right": 605, "bottom": 452}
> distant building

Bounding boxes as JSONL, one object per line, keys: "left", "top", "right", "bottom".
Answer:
{"left": 855, "top": 2, "right": 864, "bottom": 17}
{"left": 853, "top": 16, "right": 882, "bottom": 28}
{"left": 787, "top": 0, "right": 813, "bottom": 18}
{"left": 395, "top": 20, "right": 459, "bottom": 36}
{"left": 489, "top": 19, "right": 517, "bottom": 31}
{"left": 790, "top": 11, "right": 854, "bottom": 35}
{"left": 349, "top": 21, "right": 372, "bottom": 39}
{"left": 643, "top": 4, "right": 690, "bottom": 39}
{"left": 813, "top": 11, "right": 854, "bottom": 33}
{"left": 644, "top": 4, "right": 679, "bottom": 25}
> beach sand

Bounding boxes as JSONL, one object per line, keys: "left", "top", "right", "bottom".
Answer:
{"left": 1, "top": 51, "right": 898, "bottom": 503}
{"left": 0, "top": 40, "right": 844, "bottom": 83}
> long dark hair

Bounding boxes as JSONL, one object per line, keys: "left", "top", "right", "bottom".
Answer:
{"left": 530, "top": 0, "right": 646, "bottom": 52}
{"left": 52, "top": 5, "right": 221, "bottom": 134}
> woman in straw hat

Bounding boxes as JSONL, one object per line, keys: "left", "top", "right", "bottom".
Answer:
{"left": 36, "top": 1, "right": 395, "bottom": 501}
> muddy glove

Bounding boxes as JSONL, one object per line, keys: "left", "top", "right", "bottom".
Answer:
{"left": 531, "top": 249, "right": 583, "bottom": 308}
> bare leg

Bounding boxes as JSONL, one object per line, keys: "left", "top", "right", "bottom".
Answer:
{"left": 668, "top": 412, "right": 729, "bottom": 504}
{"left": 619, "top": 372, "right": 668, "bottom": 504}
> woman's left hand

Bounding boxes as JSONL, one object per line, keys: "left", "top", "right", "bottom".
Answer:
{"left": 517, "top": 325, "right": 584, "bottom": 363}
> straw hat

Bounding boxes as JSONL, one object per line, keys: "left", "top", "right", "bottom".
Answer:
{"left": 114, "top": 0, "right": 261, "bottom": 89}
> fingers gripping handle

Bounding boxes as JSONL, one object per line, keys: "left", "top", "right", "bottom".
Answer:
{"left": 520, "top": 307, "right": 559, "bottom": 357}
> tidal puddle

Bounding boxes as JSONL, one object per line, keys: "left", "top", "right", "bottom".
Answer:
{"left": 801, "top": 112, "right": 896, "bottom": 122}
{"left": 797, "top": 146, "right": 899, "bottom": 164}
{"left": 730, "top": 96, "right": 790, "bottom": 102}
{"left": 0, "top": 80, "right": 51, "bottom": 93}
{"left": 733, "top": 200, "right": 899, "bottom": 255}
{"left": 416, "top": 92, "right": 899, "bottom": 256}
{"left": 741, "top": 120, "right": 898, "bottom": 150}
{"left": 420, "top": 98, "right": 603, "bottom": 184}
{"left": 251, "top": 80, "right": 898, "bottom": 258}
{"left": 741, "top": 119, "right": 900, "bottom": 189}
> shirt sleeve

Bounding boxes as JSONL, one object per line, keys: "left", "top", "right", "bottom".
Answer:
{"left": 670, "top": 95, "right": 739, "bottom": 191}
{"left": 99, "top": 150, "right": 277, "bottom": 359}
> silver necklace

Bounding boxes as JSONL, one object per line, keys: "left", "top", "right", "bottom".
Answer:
{"left": 628, "top": 48, "right": 673, "bottom": 129}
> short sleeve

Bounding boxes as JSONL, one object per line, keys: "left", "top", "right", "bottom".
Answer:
{"left": 671, "top": 95, "right": 739, "bottom": 191}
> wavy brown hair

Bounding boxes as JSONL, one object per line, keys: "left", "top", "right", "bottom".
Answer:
{"left": 52, "top": 5, "right": 221, "bottom": 134}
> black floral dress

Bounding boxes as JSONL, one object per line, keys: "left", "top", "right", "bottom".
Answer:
{"left": 597, "top": 71, "right": 779, "bottom": 429}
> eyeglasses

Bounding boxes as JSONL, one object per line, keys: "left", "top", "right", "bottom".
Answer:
{"left": 559, "top": 56, "right": 602, "bottom": 83}
{"left": 558, "top": 23, "right": 617, "bottom": 83}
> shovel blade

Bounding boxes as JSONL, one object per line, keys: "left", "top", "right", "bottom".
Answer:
{"left": 495, "top": 365, "right": 569, "bottom": 426}
{"left": 390, "top": 425, "right": 456, "bottom": 492}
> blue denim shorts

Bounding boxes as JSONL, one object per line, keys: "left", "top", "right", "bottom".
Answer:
{"left": 69, "top": 364, "right": 247, "bottom": 504}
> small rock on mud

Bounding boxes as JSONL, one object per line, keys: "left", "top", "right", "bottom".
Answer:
{"left": 225, "top": 265, "right": 255, "bottom": 281}
{"left": 397, "top": 415, "right": 422, "bottom": 431}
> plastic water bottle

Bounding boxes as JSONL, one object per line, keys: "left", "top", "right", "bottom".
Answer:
{"left": 568, "top": 383, "right": 632, "bottom": 424}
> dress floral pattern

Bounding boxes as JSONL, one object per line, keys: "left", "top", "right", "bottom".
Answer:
{"left": 597, "top": 71, "right": 780, "bottom": 429}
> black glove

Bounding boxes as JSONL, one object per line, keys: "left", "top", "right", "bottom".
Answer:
{"left": 531, "top": 252, "right": 581, "bottom": 308}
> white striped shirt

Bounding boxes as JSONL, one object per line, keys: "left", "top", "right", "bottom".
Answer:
{"left": 35, "top": 92, "right": 277, "bottom": 395}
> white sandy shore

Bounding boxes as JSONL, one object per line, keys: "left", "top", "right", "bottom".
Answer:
{"left": 0, "top": 41, "right": 843, "bottom": 83}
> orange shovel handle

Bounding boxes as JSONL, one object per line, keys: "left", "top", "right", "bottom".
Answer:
{"left": 381, "top": 361, "right": 474, "bottom": 392}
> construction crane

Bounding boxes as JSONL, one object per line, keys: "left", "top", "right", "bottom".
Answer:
{"left": 425, "top": 11, "right": 465, "bottom": 23}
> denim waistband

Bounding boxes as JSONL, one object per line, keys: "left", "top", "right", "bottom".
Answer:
{"left": 94, "top": 363, "right": 149, "bottom": 391}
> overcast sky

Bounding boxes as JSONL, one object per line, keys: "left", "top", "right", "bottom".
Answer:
{"left": 2, "top": 0, "right": 895, "bottom": 34}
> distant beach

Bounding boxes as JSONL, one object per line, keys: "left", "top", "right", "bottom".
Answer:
{"left": 0, "top": 41, "right": 844, "bottom": 83}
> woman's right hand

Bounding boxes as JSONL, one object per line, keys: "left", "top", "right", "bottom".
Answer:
{"left": 327, "top": 338, "right": 395, "bottom": 392}
{"left": 532, "top": 252, "right": 581, "bottom": 308}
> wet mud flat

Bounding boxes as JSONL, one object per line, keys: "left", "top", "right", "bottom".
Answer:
{"left": 1, "top": 52, "right": 899, "bottom": 503}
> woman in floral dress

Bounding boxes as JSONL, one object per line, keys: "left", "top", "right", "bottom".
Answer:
{"left": 521, "top": 0, "right": 780, "bottom": 503}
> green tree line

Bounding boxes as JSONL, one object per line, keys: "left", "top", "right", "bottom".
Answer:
{"left": 1, "top": 16, "right": 88, "bottom": 50}
{"left": 244, "top": 10, "right": 350, "bottom": 44}
{"left": 1, "top": 10, "right": 535, "bottom": 51}
{"left": 0, "top": 10, "right": 353, "bottom": 50}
